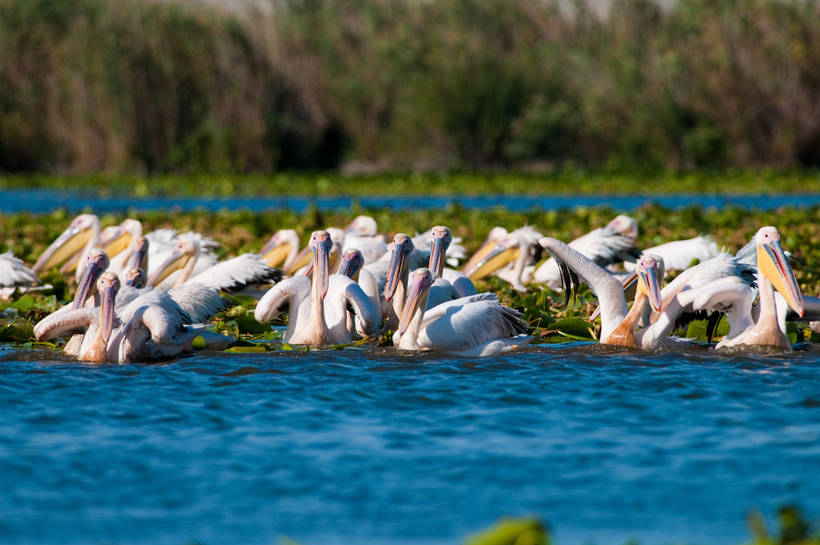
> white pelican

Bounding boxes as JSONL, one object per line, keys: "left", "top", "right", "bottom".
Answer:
{"left": 0, "top": 251, "right": 41, "bottom": 301}
{"left": 392, "top": 268, "right": 531, "bottom": 356}
{"left": 255, "top": 231, "right": 380, "bottom": 345}
{"left": 144, "top": 229, "right": 219, "bottom": 279}
{"left": 464, "top": 226, "right": 543, "bottom": 291}
{"left": 413, "top": 228, "right": 467, "bottom": 267}
{"left": 257, "top": 229, "right": 301, "bottom": 269}
{"left": 344, "top": 216, "right": 388, "bottom": 264}
{"left": 103, "top": 219, "right": 145, "bottom": 276}
{"left": 338, "top": 248, "right": 381, "bottom": 314}
{"left": 462, "top": 226, "right": 508, "bottom": 275}
{"left": 533, "top": 215, "right": 641, "bottom": 289}
{"left": 538, "top": 237, "right": 682, "bottom": 349}
{"left": 146, "top": 238, "right": 281, "bottom": 296}
{"left": 33, "top": 214, "right": 101, "bottom": 281}
{"left": 36, "top": 272, "right": 209, "bottom": 363}
{"left": 687, "top": 227, "right": 805, "bottom": 350}
{"left": 427, "top": 226, "right": 478, "bottom": 304}
{"left": 624, "top": 235, "right": 721, "bottom": 272}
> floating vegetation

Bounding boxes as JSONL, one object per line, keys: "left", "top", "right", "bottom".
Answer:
{"left": 1, "top": 203, "right": 819, "bottom": 350}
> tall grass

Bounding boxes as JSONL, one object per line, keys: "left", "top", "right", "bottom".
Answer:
{"left": 2, "top": 0, "right": 820, "bottom": 173}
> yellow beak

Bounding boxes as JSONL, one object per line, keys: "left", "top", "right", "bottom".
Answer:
{"left": 758, "top": 242, "right": 804, "bottom": 317}
{"left": 467, "top": 246, "right": 519, "bottom": 282}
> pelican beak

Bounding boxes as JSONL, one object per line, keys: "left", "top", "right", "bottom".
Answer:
{"left": 258, "top": 237, "right": 293, "bottom": 268}
{"left": 758, "top": 239, "right": 804, "bottom": 317}
{"left": 146, "top": 249, "right": 190, "bottom": 288}
{"left": 398, "top": 271, "right": 432, "bottom": 336}
{"left": 285, "top": 246, "right": 312, "bottom": 275}
{"left": 428, "top": 236, "right": 448, "bottom": 278}
{"left": 463, "top": 238, "right": 503, "bottom": 276}
{"left": 102, "top": 229, "right": 132, "bottom": 259}
{"left": 33, "top": 223, "right": 94, "bottom": 273}
{"left": 98, "top": 276, "right": 119, "bottom": 344}
{"left": 314, "top": 240, "right": 330, "bottom": 299}
{"left": 637, "top": 260, "right": 663, "bottom": 313}
{"left": 467, "top": 244, "right": 519, "bottom": 281}
{"left": 128, "top": 236, "right": 149, "bottom": 272}
{"left": 385, "top": 238, "right": 413, "bottom": 302}
{"left": 72, "top": 253, "right": 108, "bottom": 310}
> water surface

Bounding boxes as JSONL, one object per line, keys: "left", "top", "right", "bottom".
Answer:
{"left": 3, "top": 189, "right": 820, "bottom": 213}
{"left": 1, "top": 344, "right": 819, "bottom": 545}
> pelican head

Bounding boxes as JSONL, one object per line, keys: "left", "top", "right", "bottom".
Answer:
{"left": 309, "top": 230, "right": 333, "bottom": 299}
{"left": 606, "top": 215, "right": 639, "bottom": 239}
{"left": 73, "top": 248, "right": 109, "bottom": 310}
{"left": 87, "top": 271, "right": 120, "bottom": 364}
{"left": 636, "top": 254, "right": 664, "bottom": 313}
{"left": 147, "top": 238, "right": 199, "bottom": 288}
{"left": 338, "top": 249, "right": 364, "bottom": 280}
{"left": 398, "top": 268, "right": 434, "bottom": 336}
{"left": 385, "top": 233, "right": 415, "bottom": 302}
{"left": 346, "top": 215, "right": 378, "bottom": 236}
{"left": 259, "top": 229, "right": 299, "bottom": 268}
{"left": 33, "top": 213, "right": 99, "bottom": 273}
{"left": 124, "top": 267, "right": 147, "bottom": 289}
{"left": 466, "top": 226, "right": 541, "bottom": 282}
{"left": 428, "top": 226, "right": 452, "bottom": 278}
{"left": 462, "top": 226, "right": 509, "bottom": 276}
{"left": 127, "top": 236, "right": 149, "bottom": 272}
{"left": 103, "top": 219, "right": 142, "bottom": 259}
{"left": 755, "top": 226, "right": 804, "bottom": 317}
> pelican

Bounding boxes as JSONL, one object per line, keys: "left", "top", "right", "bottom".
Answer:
{"left": 624, "top": 235, "right": 721, "bottom": 272}
{"left": 257, "top": 229, "right": 301, "bottom": 269}
{"left": 103, "top": 219, "right": 145, "bottom": 276}
{"left": 33, "top": 214, "right": 101, "bottom": 281}
{"left": 338, "top": 248, "right": 381, "bottom": 313}
{"left": 412, "top": 228, "right": 467, "bottom": 267}
{"left": 255, "top": 231, "right": 380, "bottom": 345}
{"left": 687, "top": 227, "right": 804, "bottom": 350}
{"left": 392, "top": 268, "right": 531, "bottom": 356}
{"left": 0, "top": 251, "right": 42, "bottom": 300}
{"left": 462, "top": 226, "right": 508, "bottom": 275}
{"left": 538, "top": 237, "right": 681, "bottom": 349}
{"left": 145, "top": 229, "right": 219, "bottom": 279}
{"left": 344, "top": 216, "right": 388, "bottom": 264}
{"left": 147, "top": 238, "right": 281, "bottom": 296}
{"left": 465, "top": 226, "right": 543, "bottom": 291}
{"left": 427, "top": 226, "right": 478, "bottom": 304}
{"left": 533, "top": 215, "right": 641, "bottom": 289}
{"left": 36, "top": 272, "right": 209, "bottom": 363}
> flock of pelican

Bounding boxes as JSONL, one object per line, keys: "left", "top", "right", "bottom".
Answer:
{"left": 1, "top": 212, "right": 818, "bottom": 363}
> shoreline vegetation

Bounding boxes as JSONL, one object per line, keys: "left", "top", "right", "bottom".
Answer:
{"left": 3, "top": 0, "right": 820, "bottom": 175}
{"left": 2, "top": 204, "right": 818, "bottom": 347}
{"left": 2, "top": 171, "right": 820, "bottom": 197}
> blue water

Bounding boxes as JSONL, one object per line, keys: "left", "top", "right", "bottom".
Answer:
{"left": 1, "top": 343, "right": 819, "bottom": 545}
{"left": 2, "top": 189, "right": 820, "bottom": 213}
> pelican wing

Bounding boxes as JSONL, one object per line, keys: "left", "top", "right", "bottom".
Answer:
{"left": 625, "top": 236, "right": 720, "bottom": 272}
{"left": 189, "top": 254, "right": 282, "bottom": 293}
{"left": 168, "top": 284, "right": 228, "bottom": 323}
{"left": 418, "top": 295, "right": 528, "bottom": 352}
{"left": 0, "top": 251, "right": 40, "bottom": 287}
{"left": 34, "top": 308, "right": 98, "bottom": 340}
{"left": 442, "top": 269, "right": 477, "bottom": 297}
{"left": 254, "top": 276, "right": 311, "bottom": 323}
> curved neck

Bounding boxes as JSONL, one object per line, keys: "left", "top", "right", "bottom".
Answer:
{"left": 603, "top": 291, "right": 645, "bottom": 347}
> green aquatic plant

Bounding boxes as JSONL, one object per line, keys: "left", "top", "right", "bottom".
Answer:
{"left": 1, "top": 204, "right": 818, "bottom": 348}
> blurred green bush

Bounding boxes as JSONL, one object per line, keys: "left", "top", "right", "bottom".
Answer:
{"left": 2, "top": 0, "right": 820, "bottom": 173}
